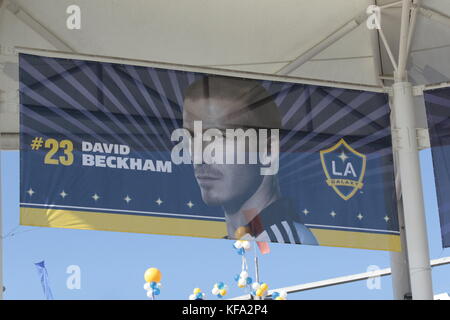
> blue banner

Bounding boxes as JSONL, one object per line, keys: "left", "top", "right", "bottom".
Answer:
{"left": 425, "top": 87, "right": 450, "bottom": 247}
{"left": 19, "top": 53, "right": 400, "bottom": 250}
{"left": 34, "top": 260, "right": 54, "bottom": 300}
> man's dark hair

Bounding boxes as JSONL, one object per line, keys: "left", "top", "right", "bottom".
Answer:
{"left": 183, "top": 75, "right": 281, "bottom": 129}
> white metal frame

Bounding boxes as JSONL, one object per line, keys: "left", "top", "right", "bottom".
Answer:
{"left": 5, "top": 0, "right": 74, "bottom": 52}
{"left": 230, "top": 257, "right": 450, "bottom": 300}
{"left": 13, "top": 47, "right": 386, "bottom": 93}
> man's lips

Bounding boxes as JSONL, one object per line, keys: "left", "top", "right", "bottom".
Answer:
{"left": 195, "top": 174, "right": 222, "bottom": 180}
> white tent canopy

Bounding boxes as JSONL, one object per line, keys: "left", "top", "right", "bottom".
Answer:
{"left": 1, "top": 0, "right": 450, "bottom": 300}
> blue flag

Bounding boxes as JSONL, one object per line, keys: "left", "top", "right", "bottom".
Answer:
{"left": 425, "top": 87, "right": 450, "bottom": 247}
{"left": 34, "top": 261, "right": 54, "bottom": 300}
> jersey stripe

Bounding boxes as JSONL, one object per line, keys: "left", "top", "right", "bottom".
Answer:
{"left": 281, "top": 221, "right": 296, "bottom": 244}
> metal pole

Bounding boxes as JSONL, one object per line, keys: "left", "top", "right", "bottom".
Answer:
{"left": 391, "top": 81, "right": 433, "bottom": 299}
{"left": 254, "top": 256, "right": 259, "bottom": 284}
{"left": 275, "top": 11, "right": 367, "bottom": 75}
{"left": 14, "top": 47, "right": 386, "bottom": 94}
{"left": 0, "top": 151, "right": 3, "bottom": 299}
{"left": 397, "top": 0, "right": 412, "bottom": 81}
{"left": 390, "top": 101, "right": 412, "bottom": 300}
{"left": 254, "top": 244, "right": 260, "bottom": 300}
{"left": 390, "top": 198, "right": 412, "bottom": 299}
{"left": 230, "top": 257, "right": 450, "bottom": 300}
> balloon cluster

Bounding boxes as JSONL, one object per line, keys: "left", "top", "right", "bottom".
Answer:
{"left": 234, "top": 270, "right": 253, "bottom": 288}
{"left": 233, "top": 240, "right": 251, "bottom": 255}
{"left": 189, "top": 288, "right": 206, "bottom": 300}
{"left": 211, "top": 282, "right": 228, "bottom": 298}
{"left": 144, "top": 267, "right": 162, "bottom": 299}
{"left": 271, "top": 290, "right": 288, "bottom": 300}
{"left": 251, "top": 282, "right": 269, "bottom": 298}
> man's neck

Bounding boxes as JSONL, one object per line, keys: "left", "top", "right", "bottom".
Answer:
{"left": 223, "top": 175, "right": 280, "bottom": 238}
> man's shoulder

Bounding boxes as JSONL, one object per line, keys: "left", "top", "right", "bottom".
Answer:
{"left": 292, "top": 221, "right": 319, "bottom": 245}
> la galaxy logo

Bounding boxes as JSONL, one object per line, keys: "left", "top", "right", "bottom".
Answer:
{"left": 320, "top": 139, "right": 366, "bottom": 201}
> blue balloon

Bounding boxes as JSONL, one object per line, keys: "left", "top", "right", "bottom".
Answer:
{"left": 196, "top": 293, "right": 203, "bottom": 300}
{"left": 217, "top": 282, "right": 225, "bottom": 289}
{"left": 217, "top": 294, "right": 223, "bottom": 299}
{"left": 153, "top": 288, "right": 160, "bottom": 295}
{"left": 234, "top": 274, "right": 240, "bottom": 282}
{"left": 272, "top": 292, "right": 280, "bottom": 299}
{"left": 237, "top": 248, "right": 245, "bottom": 255}
{"left": 150, "top": 281, "right": 157, "bottom": 289}
{"left": 246, "top": 277, "right": 252, "bottom": 284}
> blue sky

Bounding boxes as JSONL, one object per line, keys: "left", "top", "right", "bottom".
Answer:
{"left": 1, "top": 149, "right": 449, "bottom": 300}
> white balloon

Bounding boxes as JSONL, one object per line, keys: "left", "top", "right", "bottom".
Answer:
{"left": 280, "top": 291, "right": 288, "bottom": 299}
{"left": 144, "top": 283, "right": 151, "bottom": 291}
{"left": 234, "top": 241, "right": 242, "bottom": 249}
{"left": 189, "top": 294, "right": 195, "bottom": 300}
{"left": 147, "top": 291, "right": 153, "bottom": 298}
{"left": 240, "top": 271, "right": 248, "bottom": 279}
{"left": 252, "top": 282, "right": 260, "bottom": 290}
{"left": 157, "top": 282, "right": 162, "bottom": 289}
{"left": 238, "top": 278, "right": 246, "bottom": 287}
{"left": 242, "top": 241, "right": 251, "bottom": 250}
{"left": 212, "top": 287, "right": 220, "bottom": 295}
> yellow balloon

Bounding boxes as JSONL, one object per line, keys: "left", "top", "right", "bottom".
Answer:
{"left": 256, "top": 288, "right": 263, "bottom": 297}
{"left": 238, "top": 283, "right": 245, "bottom": 288}
{"left": 144, "top": 267, "right": 162, "bottom": 283}
{"left": 234, "top": 226, "right": 250, "bottom": 239}
{"left": 193, "top": 288, "right": 201, "bottom": 294}
{"left": 275, "top": 297, "right": 284, "bottom": 300}
{"left": 219, "top": 289, "right": 227, "bottom": 296}
{"left": 260, "top": 283, "right": 268, "bottom": 291}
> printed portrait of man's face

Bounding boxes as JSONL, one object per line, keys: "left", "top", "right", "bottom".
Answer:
{"left": 182, "top": 76, "right": 281, "bottom": 213}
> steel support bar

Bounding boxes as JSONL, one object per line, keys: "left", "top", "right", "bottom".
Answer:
{"left": 0, "top": 152, "right": 3, "bottom": 299}
{"left": 378, "top": 28, "right": 398, "bottom": 71}
{"left": 380, "top": 1, "right": 403, "bottom": 10}
{"left": 6, "top": 0, "right": 74, "bottom": 52}
{"left": 390, "top": 198, "right": 412, "bottom": 299}
{"left": 390, "top": 93, "right": 413, "bottom": 300}
{"left": 15, "top": 47, "right": 386, "bottom": 93}
{"left": 230, "top": 257, "right": 450, "bottom": 300}
{"left": 420, "top": 81, "right": 450, "bottom": 93}
{"left": 419, "top": 6, "right": 450, "bottom": 29}
{"left": 369, "top": 0, "right": 385, "bottom": 87}
{"left": 392, "top": 81, "right": 433, "bottom": 300}
{"left": 276, "top": 12, "right": 367, "bottom": 75}
{"left": 397, "top": 0, "right": 412, "bottom": 81}
{"left": 406, "top": 4, "right": 419, "bottom": 60}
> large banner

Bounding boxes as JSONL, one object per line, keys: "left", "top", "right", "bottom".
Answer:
{"left": 19, "top": 53, "right": 400, "bottom": 250}
{"left": 424, "top": 87, "right": 450, "bottom": 247}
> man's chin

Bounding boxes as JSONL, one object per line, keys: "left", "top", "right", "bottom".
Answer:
{"left": 200, "top": 189, "right": 231, "bottom": 206}
{"left": 201, "top": 194, "right": 225, "bottom": 206}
